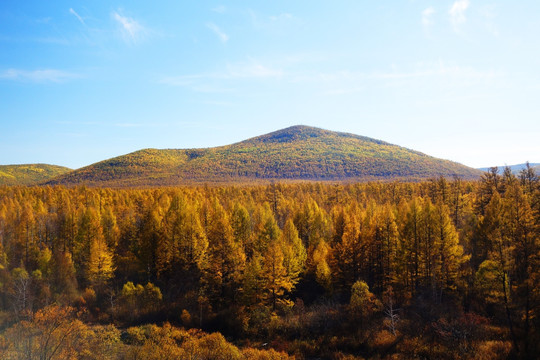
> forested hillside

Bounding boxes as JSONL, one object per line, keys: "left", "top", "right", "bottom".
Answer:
{"left": 0, "top": 164, "right": 71, "bottom": 186}
{"left": 0, "top": 165, "right": 538, "bottom": 358}
{"left": 46, "top": 126, "right": 481, "bottom": 187}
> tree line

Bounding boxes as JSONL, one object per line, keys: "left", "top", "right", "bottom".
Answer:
{"left": 0, "top": 165, "right": 538, "bottom": 359}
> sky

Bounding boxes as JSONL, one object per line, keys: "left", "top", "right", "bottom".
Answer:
{"left": 1, "top": 1, "right": 539, "bottom": 170}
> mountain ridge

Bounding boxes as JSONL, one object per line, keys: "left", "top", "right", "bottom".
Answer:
{"left": 477, "top": 162, "right": 540, "bottom": 174}
{"left": 44, "top": 125, "right": 481, "bottom": 187}
{"left": 0, "top": 164, "right": 72, "bottom": 186}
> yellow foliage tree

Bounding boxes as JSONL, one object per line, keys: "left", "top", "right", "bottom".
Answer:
{"left": 87, "top": 234, "right": 115, "bottom": 289}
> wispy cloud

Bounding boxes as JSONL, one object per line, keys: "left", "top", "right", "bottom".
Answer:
{"left": 160, "top": 61, "right": 283, "bottom": 93}
{"left": 206, "top": 22, "right": 229, "bottom": 43}
{"left": 69, "top": 8, "right": 85, "bottom": 26}
{"left": 159, "top": 75, "right": 235, "bottom": 93}
{"left": 422, "top": 7, "right": 435, "bottom": 29}
{"left": 55, "top": 120, "right": 98, "bottom": 126}
{"left": 249, "top": 10, "right": 299, "bottom": 30}
{"left": 324, "top": 87, "right": 364, "bottom": 96}
{"left": 479, "top": 4, "right": 499, "bottom": 36}
{"left": 198, "top": 100, "right": 235, "bottom": 107}
{"left": 112, "top": 10, "right": 146, "bottom": 44}
{"left": 36, "top": 17, "right": 52, "bottom": 25}
{"left": 161, "top": 58, "right": 498, "bottom": 96}
{"left": 449, "top": 0, "right": 470, "bottom": 31}
{"left": 226, "top": 63, "right": 283, "bottom": 79}
{"left": 115, "top": 123, "right": 144, "bottom": 128}
{"left": 0, "top": 34, "right": 70, "bottom": 45}
{"left": 162, "top": 62, "right": 282, "bottom": 81}
{"left": 269, "top": 13, "right": 293, "bottom": 21}
{"left": 372, "top": 61, "right": 498, "bottom": 81}
{"left": 0, "top": 69, "right": 80, "bottom": 83}
{"left": 291, "top": 61, "right": 500, "bottom": 96}
{"left": 57, "top": 120, "right": 157, "bottom": 129}
{"left": 211, "top": 5, "right": 226, "bottom": 14}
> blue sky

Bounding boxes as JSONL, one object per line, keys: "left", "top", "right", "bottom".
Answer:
{"left": 1, "top": 1, "right": 539, "bottom": 169}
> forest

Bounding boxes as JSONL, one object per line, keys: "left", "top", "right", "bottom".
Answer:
{"left": 0, "top": 165, "right": 538, "bottom": 359}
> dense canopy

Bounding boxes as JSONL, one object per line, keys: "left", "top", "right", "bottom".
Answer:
{"left": 0, "top": 165, "right": 538, "bottom": 358}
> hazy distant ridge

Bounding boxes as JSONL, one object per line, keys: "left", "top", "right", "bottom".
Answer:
{"left": 46, "top": 125, "right": 481, "bottom": 187}
{"left": 477, "top": 163, "right": 540, "bottom": 174}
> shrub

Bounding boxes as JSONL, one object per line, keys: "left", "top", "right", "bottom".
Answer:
{"left": 474, "top": 340, "right": 512, "bottom": 360}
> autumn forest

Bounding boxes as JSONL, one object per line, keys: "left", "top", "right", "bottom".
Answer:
{"left": 0, "top": 166, "right": 538, "bottom": 359}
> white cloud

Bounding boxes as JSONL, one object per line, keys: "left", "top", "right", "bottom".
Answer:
{"left": 206, "top": 22, "right": 229, "bottom": 43}
{"left": 373, "top": 61, "right": 498, "bottom": 81}
{"left": 36, "top": 17, "right": 52, "bottom": 24}
{"left": 112, "top": 11, "right": 146, "bottom": 44}
{"left": 115, "top": 123, "right": 144, "bottom": 128}
{"left": 0, "top": 34, "right": 70, "bottom": 45}
{"left": 288, "top": 61, "right": 499, "bottom": 96}
{"left": 159, "top": 75, "right": 235, "bottom": 93}
{"left": 479, "top": 5, "right": 499, "bottom": 36}
{"left": 269, "top": 13, "right": 293, "bottom": 21}
{"left": 159, "top": 61, "right": 283, "bottom": 93}
{"left": 422, "top": 7, "right": 435, "bottom": 28}
{"left": 324, "top": 87, "right": 364, "bottom": 95}
{"left": 162, "top": 62, "right": 282, "bottom": 82}
{"left": 226, "top": 63, "right": 283, "bottom": 79}
{"left": 69, "top": 8, "right": 85, "bottom": 26}
{"left": 449, "top": 0, "right": 470, "bottom": 31}
{"left": 212, "top": 5, "right": 226, "bottom": 13}
{"left": 249, "top": 9, "right": 299, "bottom": 30}
{"left": 198, "top": 100, "right": 235, "bottom": 107}
{"left": 0, "top": 69, "right": 80, "bottom": 83}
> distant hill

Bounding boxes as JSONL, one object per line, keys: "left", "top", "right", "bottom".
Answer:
{"left": 0, "top": 164, "right": 72, "bottom": 186}
{"left": 46, "top": 125, "right": 482, "bottom": 187}
{"left": 478, "top": 163, "right": 540, "bottom": 175}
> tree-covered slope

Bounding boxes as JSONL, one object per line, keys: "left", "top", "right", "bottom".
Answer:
{"left": 0, "top": 164, "right": 72, "bottom": 186}
{"left": 47, "top": 125, "right": 482, "bottom": 187}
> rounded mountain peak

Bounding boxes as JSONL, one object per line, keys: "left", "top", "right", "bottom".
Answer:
{"left": 247, "top": 125, "right": 331, "bottom": 144}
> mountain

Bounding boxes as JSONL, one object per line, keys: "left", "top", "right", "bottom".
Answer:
{"left": 478, "top": 163, "right": 540, "bottom": 174}
{"left": 0, "top": 164, "right": 72, "bottom": 186}
{"left": 46, "top": 125, "right": 482, "bottom": 187}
